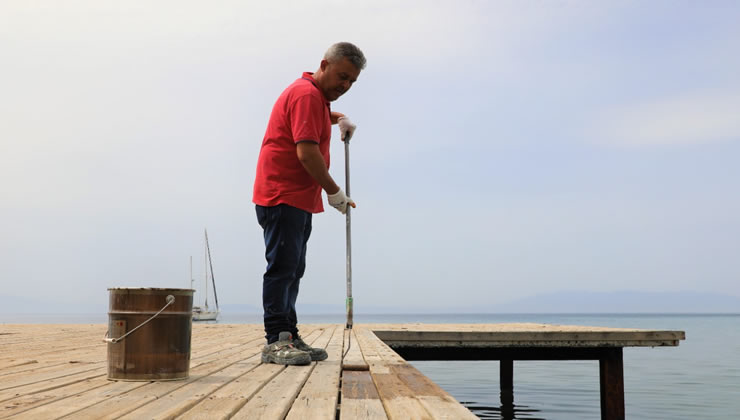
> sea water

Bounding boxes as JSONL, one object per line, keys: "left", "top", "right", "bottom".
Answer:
{"left": 400, "top": 314, "right": 740, "bottom": 420}
{"left": 5, "top": 313, "right": 738, "bottom": 419}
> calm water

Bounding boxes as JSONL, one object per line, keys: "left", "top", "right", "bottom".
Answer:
{"left": 4, "top": 313, "right": 738, "bottom": 419}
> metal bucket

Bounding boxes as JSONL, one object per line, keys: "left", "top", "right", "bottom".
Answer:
{"left": 106, "top": 288, "right": 194, "bottom": 381}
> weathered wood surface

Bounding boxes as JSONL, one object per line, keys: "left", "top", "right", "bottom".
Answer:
{"left": 0, "top": 323, "right": 475, "bottom": 419}
{"left": 0, "top": 322, "right": 684, "bottom": 419}
{"left": 369, "top": 322, "right": 685, "bottom": 348}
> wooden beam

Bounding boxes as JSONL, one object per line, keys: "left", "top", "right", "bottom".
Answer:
{"left": 599, "top": 347, "right": 625, "bottom": 420}
{"left": 391, "top": 345, "right": 619, "bottom": 361}
{"left": 499, "top": 359, "right": 513, "bottom": 409}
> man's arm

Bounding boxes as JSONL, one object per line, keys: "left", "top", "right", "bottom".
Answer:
{"left": 330, "top": 111, "right": 345, "bottom": 124}
{"left": 296, "top": 142, "right": 340, "bottom": 194}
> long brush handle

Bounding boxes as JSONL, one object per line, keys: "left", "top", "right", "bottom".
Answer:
{"left": 344, "top": 136, "right": 353, "bottom": 329}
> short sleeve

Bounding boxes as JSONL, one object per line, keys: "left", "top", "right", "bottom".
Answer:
{"left": 290, "top": 94, "right": 326, "bottom": 144}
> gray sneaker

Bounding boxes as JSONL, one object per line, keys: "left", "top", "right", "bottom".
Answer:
{"left": 293, "top": 336, "right": 328, "bottom": 361}
{"left": 261, "top": 332, "right": 311, "bottom": 365}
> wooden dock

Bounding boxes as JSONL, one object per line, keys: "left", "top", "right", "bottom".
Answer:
{"left": 0, "top": 323, "right": 684, "bottom": 419}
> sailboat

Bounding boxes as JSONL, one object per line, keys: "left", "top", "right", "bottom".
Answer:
{"left": 191, "top": 229, "right": 220, "bottom": 321}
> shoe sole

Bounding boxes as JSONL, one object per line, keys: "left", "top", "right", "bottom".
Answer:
{"left": 310, "top": 352, "right": 328, "bottom": 361}
{"left": 261, "top": 352, "right": 311, "bottom": 365}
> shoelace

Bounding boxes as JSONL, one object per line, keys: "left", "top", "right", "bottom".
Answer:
{"left": 274, "top": 342, "right": 296, "bottom": 350}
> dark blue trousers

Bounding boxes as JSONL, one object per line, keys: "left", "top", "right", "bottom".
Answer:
{"left": 256, "top": 204, "right": 312, "bottom": 344}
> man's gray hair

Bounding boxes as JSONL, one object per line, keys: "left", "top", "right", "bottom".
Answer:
{"left": 324, "top": 42, "right": 366, "bottom": 70}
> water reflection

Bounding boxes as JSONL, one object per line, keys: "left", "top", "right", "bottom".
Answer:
{"left": 462, "top": 401, "right": 544, "bottom": 420}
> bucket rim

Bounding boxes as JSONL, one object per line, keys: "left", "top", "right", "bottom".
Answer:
{"left": 108, "top": 287, "right": 194, "bottom": 295}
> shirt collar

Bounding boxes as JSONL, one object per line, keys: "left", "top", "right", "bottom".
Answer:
{"left": 301, "top": 72, "right": 329, "bottom": 104}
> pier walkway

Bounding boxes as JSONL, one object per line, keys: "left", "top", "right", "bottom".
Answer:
{"left": 0, "top": 323, "right": 683, "bottom": 419}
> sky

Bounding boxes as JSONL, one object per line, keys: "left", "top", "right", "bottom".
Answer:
{"left": 1, "top": 1, "right": 739, "bottom": 313}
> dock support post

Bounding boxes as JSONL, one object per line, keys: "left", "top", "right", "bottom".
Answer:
{"left": 500, "top": 359, "right": 514, "bottom": 415}
{"left": 599, "top": 347, "right": 625, "bottom": 420}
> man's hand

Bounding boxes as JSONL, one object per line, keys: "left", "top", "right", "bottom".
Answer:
{"left": 337, "top": 116, "right": 356, "bottom": 142}
{"left": 327, "top": 189, "right": 356, "bottom": 214}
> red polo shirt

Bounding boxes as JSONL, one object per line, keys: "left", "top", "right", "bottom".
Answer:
{"left": 253, "top": 72, "right": 332, "bottom": 213}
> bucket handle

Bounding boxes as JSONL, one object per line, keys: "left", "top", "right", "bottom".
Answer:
{"left": 104, "top": 295, "right": 176, "bottom": 344}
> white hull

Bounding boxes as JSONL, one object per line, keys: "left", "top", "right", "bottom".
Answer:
{"left": 193, "top": 307, "right": 219, "bottom": 321}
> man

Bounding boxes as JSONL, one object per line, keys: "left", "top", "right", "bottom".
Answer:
{"left": 253, "top": 42, "right": 366, "bottom": 365}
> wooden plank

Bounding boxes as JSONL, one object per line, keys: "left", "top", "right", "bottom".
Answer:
{"left": 365, "top": 323, "right": 661, "bottom": 332}
{"left": 0, "top": 360, "right": 38, "bottom": 372}
{"left": 176, "top": 328, "right": 323, "bottom": 419}
{"left": 0, "top": 324, "right": 254, "bottom": 375}
{"left": 0, "top": 362, "right": 104, "bottom": 392}
{"left": 189, "top": 332, "right": 263, "bottom": 360}
{"left": 229, "top": 364, "right": 314, "bottom": 420}
{"left": 0, "top": 371, "right": 106, "bottom": 404}
{"left": 224, "top": 328, "right": 327, "bottom": 420}
{"left": 372, "top": 329, "right": 684, "bottom": 347}
{"left": 389, "top": 364, "right": 477, "bottom": 420}
{"left": 175, "top": 364, "right": 284, "bottom": 420}
{"left": 357, "top": 328, "right": 477, "bottom": 420}
{"left": 340, "top": 371, "right": 387, "bottom": 420}
{"left": 0, "top": 326, "right": 264, "bottom": 405}
{"left": 0, "top": 362, "right": 59, "bottom": 378}
{"left": 0, "top": 354, "right": 96, "bottom": 374}
{"left": 0, "top": 324, "right": 248, "bottom": 367}
{"left": 56, "top": 364, "right": 243, "bottom": 418}
{"left": 0, "top": 377, "right": 110, "bottom": 418}
{"left": 284, "top": 326, "right": 342, "bottom": 420}
{"left": 357, "top": 328, "right": 404, "bottom": 364}
{"left": 342, "top": 328, "right": 368, "bottom": 371}
{"left": 118, "top": 356, "right": 262, "bottom": 420}
{"left": 34, "top": 332, "right": 269, "bottom": 419}
{"left": 0, "top": 343, "right": 103, "bottom": 362}
{"left": 0, "top": 326, "right": 102, "bottom": 351}
{"left": 123, "top": 328, "right": 326, "bottom": 420}
{"left": 2, "top": 379, "right": 150, "bottom": 420}
{"left": 354, "top": 328, "right": 431, "bottom": 420}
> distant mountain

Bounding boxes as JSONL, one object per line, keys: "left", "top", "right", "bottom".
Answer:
{"left": 489, "top": 290, "right": 740, "bottom": 313}
{"left": 226, "top": 291, "right": 740, "bottom": 314}
{"left": 0, "top": 295, "right": 105, "bottom": 314}
{"left": 219, "top": 303, "right": 262, "bottom": 314}
{"left": 220, "top": 303, "right": 406, "bottom": 315}
{"left": 2, "top": 290, "right": 738, "bottom": 315}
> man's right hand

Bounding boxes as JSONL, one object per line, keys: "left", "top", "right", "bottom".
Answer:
{"left": 327, "top": 189, "right": 356, "bottom": 214}
{"left": 337, "top": 116, "right": 356, "bottom": 142}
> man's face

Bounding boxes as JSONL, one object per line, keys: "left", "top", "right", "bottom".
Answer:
{"left": 318, "top": 58, "right": 361, "bottom": 102}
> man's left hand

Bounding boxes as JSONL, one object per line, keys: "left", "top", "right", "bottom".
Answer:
{"left": 338, "top": 117, "right": 356, "bottom": 142}
{"left": 327, "top": 188, "right": 356, "bottom": 214}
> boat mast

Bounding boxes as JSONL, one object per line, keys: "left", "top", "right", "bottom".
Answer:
{"left": 205, "top": 229, "right": 220, "bottom": 311}
{"left": 203, "top": 229, "right": 209, "bottom": 309}
{"left": 190, "top": 256, "right": 194, "bottom": 290}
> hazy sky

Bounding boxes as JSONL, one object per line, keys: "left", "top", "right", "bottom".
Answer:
{"left": 2, "top": 1, "right": 739, "bottom": 312}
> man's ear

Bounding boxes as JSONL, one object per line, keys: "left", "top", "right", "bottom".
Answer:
{"left": 319, "top": 59, "right": 329, "bottom": 71}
